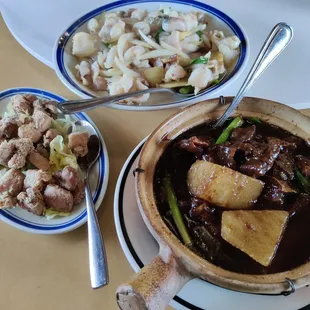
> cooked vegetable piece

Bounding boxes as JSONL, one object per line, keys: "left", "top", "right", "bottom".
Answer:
{"left": 154, "top": 27, "right": 164, "bottom": 43}
{"left": 179, "top": 85, "right": 194, "bottom": 94}
{"left": 143, "top": 67, "right": 165, "bottom": 86}
{"left": 179, "top": 31, "right": 192, "bottom": 40}
{"left": 296, "top": 170, "right": 310, "bottom": 194}
{"left": 163, "top": 175, "right": 192, "bottom": 246}
{"left": 190, "top": 56, "right": 209, "bottom": 65}
{"left": 187, "top": 160, "right": 265, "bottom": 209}
{"left": 221, "top": 210, "right": 289, "bottom": 266}
{"left": 247, "top": 117, "right": 261, "bottom": 124}
{"left": 210, "top": 51, "right": 224, "bottom": 63}
{"left": 158, "top": 79, "right": 189, "bottom": 88}
{"left": 212, "top": 79, "right": 220, "bottom": 85}
{"left": 196, "top": 30, "right": 203, "bottom": 38}
{"left": 215, "top": 116, "right": 244, "bottom": 144}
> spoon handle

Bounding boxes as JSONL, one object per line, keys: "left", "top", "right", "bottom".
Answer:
{"left": 214, "top": 22, "right": 293, "bottom": 127}
{"left": 57, "top": 88, "right": 174, "bottom": 114}
{"left": 85, "top": 177, "right": 109, "bottom": 289}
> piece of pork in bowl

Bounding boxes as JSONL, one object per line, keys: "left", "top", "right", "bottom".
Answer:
{"left": 116, "top": 97, "right": 310, "bottom": 309}
{"left": 53, "top": 0, "right": 248, "bottom": 111}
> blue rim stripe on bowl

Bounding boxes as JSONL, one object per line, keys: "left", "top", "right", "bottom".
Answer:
{"left": 55, "top": 0, "right": 247, "bottom": 103}
{"left": 0, "top": 88, "right": 106, "bottom": 231}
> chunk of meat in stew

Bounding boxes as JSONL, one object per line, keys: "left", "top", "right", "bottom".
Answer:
{"left": 272, "top": 152, "right": 295, "bottom": 181}
{"left": 230, "top": 125, "right": 256, "bottom": 143}
{"left": 240, "top": 137, "right": 281, "bottom": 177}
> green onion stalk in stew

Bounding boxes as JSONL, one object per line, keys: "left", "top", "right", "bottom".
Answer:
{"left": 296, "top": 170, "right": 310, "bottom": 194}
{"left": 163, "top": 175, "right": 192, "bottom": 247}
{"left": 215, "top": 116, "right": 244, "bottom": 144}
{"left": 247, "top": 117, "right": 261, "bottom": 125}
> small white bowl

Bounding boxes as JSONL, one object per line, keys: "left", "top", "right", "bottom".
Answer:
{"left": 53, "top": 0, "right": 249, "bottom": 111}
{"left": 0, "top": 88, "right": 109, "bottom": 234}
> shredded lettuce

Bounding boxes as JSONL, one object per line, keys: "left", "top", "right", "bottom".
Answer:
{"left": 4, "top": 101, "right": 29, "bottom": 122}
{"left": 51, "top": 117, "right": 73, "bottom": 137}
{"left": 49, "top": 135, "right": 78, "bottom": 171}
{"left": 43, "top": 208, "right": 71, "bottom": 220}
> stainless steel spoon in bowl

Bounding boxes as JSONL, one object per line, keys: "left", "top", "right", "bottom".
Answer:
{"left": 71, "top": 120, "right": 109, "bottom": 289}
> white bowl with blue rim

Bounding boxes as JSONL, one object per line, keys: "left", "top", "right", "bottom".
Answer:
{"left": 0, "top": 88, "right": 109, "bottom": 234}
{"left": 53, "top": 0, "right": 249, "bottom": 111}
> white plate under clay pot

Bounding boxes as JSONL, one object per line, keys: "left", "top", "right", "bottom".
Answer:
{"left": 114, "top": 102, "right": 310, "bottom": 310}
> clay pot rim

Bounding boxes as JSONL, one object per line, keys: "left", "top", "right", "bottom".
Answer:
{"left": 137, "top": 96, "right": 310, "bottom": 293}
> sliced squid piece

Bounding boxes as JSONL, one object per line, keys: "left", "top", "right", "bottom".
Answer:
{"left": 107, "top": 76, "right": 134, "bottom": 95}
{"left": 72, "top": 32, "right": 97, "bottom": 57}
{"left": 162, "top": 17, "right": 186, "bottom": 32}
{"left": 133, "top": 21, "right": 151, "bottom": 35}
{"left": 97, "top": 51, "right": 108, "bottom": 69}
{"left": 180, "top": 33, "right": 201, "bottom": 53}
{"left": 164, "top": 64, "right": 187, "bottom": 82}
{"left": 104, "top": 46, "right": 118, "bottom": 69}
{"left": 75, "top": 61, "right": 92, "bottom": 86}
{"left": 131, "top": 9, "right": 147, "bottom": 21}
{"left": 160, "top": 31, "right": 182, "bottom": 50}
{"left": 188, "top": 66, "right": 213, "bottom": 94}
{"left": 130, "top": 79, "right": 150, "bottom": 103}
{"left": 218, "top": 43, "right": 240, "bottom": 66}
{"left": 124, "top": 46, "right": 146, "bottom": 66}
{"left": 87, "top": 18, "right": 99, "bottom": 33}
{"left": 182, "top": 13, "right": 198, "bottom": 31}
{"left": 117, "top": 33, "right": 135, "bottom": 61}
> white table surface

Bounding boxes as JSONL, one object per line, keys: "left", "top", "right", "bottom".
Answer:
{"left": 1, "top": 0, "right": 310, "bottom": 105}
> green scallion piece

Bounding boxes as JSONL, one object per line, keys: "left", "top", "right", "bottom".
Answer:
{"left": 196, "top": 30, "right": 203, "bottom": 38}
{"left": 179, "top": 85, "right": 194, "bottom": 94}
{"left": 296, "top": 170, "right": 310, "bottom": 194}
{"left": 190, "top": 56, "right": 209, "bottom": 65}
{"left": 215, "top": 117, "right": 244, "bottom": 144}
{"left": 154, "top": 27, "right": 164, "bottom": 44}
{"left": 163, "top": 175, "right": 192, "bottom": 246}
{"left": 247, "top": 117, "right": 261, "bottom": 124}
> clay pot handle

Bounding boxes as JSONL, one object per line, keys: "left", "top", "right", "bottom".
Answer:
{"left": 116, "top": 246, "right": 192, "bottom": 310}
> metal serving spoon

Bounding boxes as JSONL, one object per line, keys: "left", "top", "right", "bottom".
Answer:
{"left": 72, "top": 120, "right": 109, "bottom": 289}
{"left": 58, "top": 88, "right": 183, "bottom": 114}
{"left": 214, "top": 22, "right": 293, "bottom": 127}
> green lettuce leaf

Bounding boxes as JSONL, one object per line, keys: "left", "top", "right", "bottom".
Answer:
{"left": 43, "top": 209, "right": 71, "bottom": 220}
{"left": 49, "top": 135, "right": 78, "bottom": 171}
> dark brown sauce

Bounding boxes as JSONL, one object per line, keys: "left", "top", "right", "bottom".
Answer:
{"left": 154, "top": 119, "right": 310, "bottom": 274}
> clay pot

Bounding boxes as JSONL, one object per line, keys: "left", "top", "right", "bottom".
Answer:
{"left": 117, "top": 97, "right": 310, "bottom": 310}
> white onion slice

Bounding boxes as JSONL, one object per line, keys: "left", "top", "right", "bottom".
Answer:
{"left": 139, "top": 50, "right": 176, "bottom": 60}
{"left": 101, "top": 68, "right": 122, "bottom": 77}
{"left": 131, "top": 39, "right": 153, "bottom": 49}
{"left": 138, "top": 29, "right": 161, "bottom": 49}
{"left": 117, "top": 33, "right": 135, "bottom": 62}
{"left": 160, "top": 41, "right": 190, "bottom": 59}
{"left": 114, "top": 56, "right": 140, "bottom": 77}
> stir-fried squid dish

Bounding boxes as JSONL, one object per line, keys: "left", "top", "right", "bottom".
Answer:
{"left": 154, "top": 117, "right": 310, "bottom": 274}
{"left": 71, "top": 7, "right": 241, "bottom": 103}
{"left": 0, "top": 94, "right": 90, "bottom": 219}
